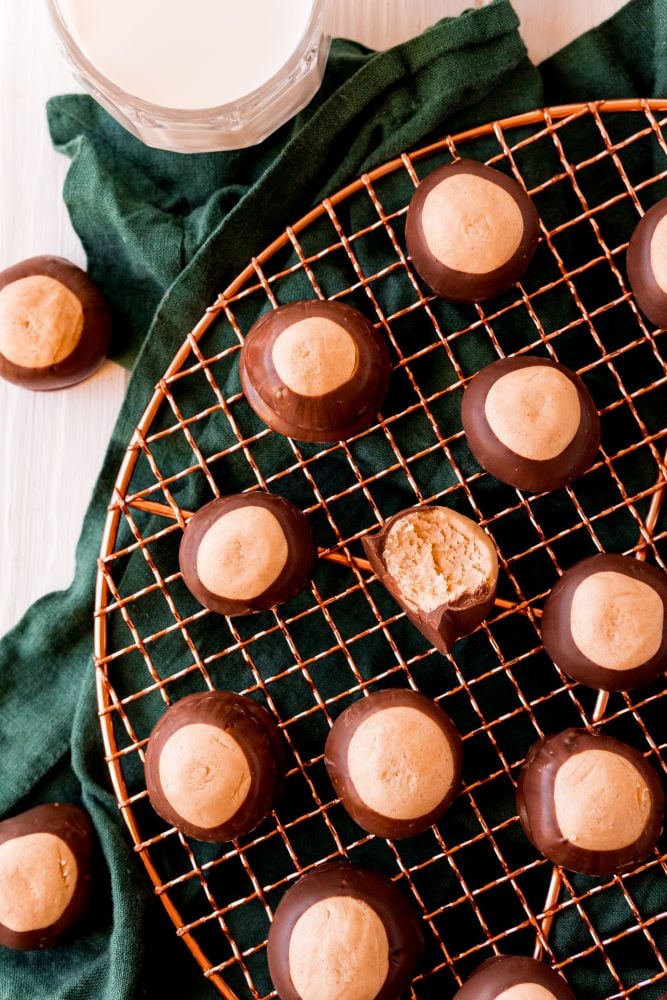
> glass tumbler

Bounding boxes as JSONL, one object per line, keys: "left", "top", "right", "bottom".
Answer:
{"left": 47, "top": 0, "right": 331, "bottom": 154}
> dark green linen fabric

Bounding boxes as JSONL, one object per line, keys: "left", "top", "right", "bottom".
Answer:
{"left": 1, "top": 1, "right": 666, "bottom": 997}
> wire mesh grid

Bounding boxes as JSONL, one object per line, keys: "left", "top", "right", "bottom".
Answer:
{"left": 94, "top": 100, "right": 667, "bottom": 1000}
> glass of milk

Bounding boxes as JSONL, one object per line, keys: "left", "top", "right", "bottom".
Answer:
{"left": 47, "top": 0, "right": 331, "bottom": 153}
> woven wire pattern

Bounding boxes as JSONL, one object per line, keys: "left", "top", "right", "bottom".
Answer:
{"left": 95, "top": 101, "right": 667, "bottom": 1000}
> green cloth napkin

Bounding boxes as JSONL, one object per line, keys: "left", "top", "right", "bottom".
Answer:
{"left": 1, "top": 0, "right": 667, "bottom": 997}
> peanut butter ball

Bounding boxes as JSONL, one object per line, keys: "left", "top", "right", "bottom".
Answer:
{"left": 541, "top": 554, "right": 667, "bottom": 691}
{"left": 240, "top": 300, "right": 391, "bottom": 442}
{"left": 405, "top": 159, "right": 539, "bottom": 302}
{"left": 362, "top": 504, "right": 499, "bottom": 653}
{"left": 179, "top": 492, "right": 316, "bottom": 616}
{"left": 517, "top": 729, "right": 664, "bottom": 875}
{"left": 0, "top": 256, "right": 111, "bottom": 390}
{"left": 145, "top": 691, "right": 286, "bottom": 842}
{"left": 325, "top": 689, "right": 462, "bottom": 839}
{"left": 627, "top": 196, "right": 667, "bottom": 327}
{"left": 453, "top": 955, "right": 575, "bottom": 1000}
{"left": 0, "top": 803, "right": 95, "bottom": 950}
{"left": 267, "top": 862, "right": 423, "bottom": 1000}
{"left": 462, "top": 356, "right": 600, "bottom": 493}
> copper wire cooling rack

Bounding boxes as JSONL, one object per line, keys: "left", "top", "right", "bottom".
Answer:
{"left": 95, "top": 100, "right": 667, "bottom": 999}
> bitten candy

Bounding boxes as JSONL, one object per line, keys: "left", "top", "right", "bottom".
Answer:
{"left": 627, "top": 197, "right": 667, "bottom": 327}
{"left": 0, "top": 803, "right": 95, "bottom": 951}
{"left": 325, "top": 689, "right": 462, "bottom": 839}
{"left": 267, "top": 862, "right": 424, "bottom": 1000}
{"left": 0, "top": 256, "right": 111, "bottom": 390}
{"left": 145, "top": 691, "right": 286, "bottom": 842}
{"left": 461, "top": 356, "right": 600, "bottom": 493}
{"left": 239, "top": 299, "right": 391, "bottom": 442}
{"left": 179, "top": 492, "right": 316, "bottom": 616}
{"left": 405, "top": 159, "right": 539, "bottom": 302}
{"left": 517, "top": 729, "right": 664, "bottom": 876}
{"left": 362, "top": 505, "right": 498, "bottom": 653}
{"left": 541, "top": 553, "right": 667, "bottom": 691}
{"left": 453, "top": 955, "right": 576, "bottom": 1000}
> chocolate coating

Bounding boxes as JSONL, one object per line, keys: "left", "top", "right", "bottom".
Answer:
{"left": 145, "top": 691, "right": 285, "bottom": 842}
{"left": 362, "top": 505, "right": 498, "bottom": 654}
{"left": 179, "top": 492, "right": 316, "bottom": 616}
{"left": 541, "top": 554, "right": 667, "bottom": 691}
{"left": 627, "top": 197, "right": 667, "bottom": 327}
{"left": 267, "top": 862, "right": 424, "bottom": 1000}
{"left": 453, "top": 955, "right": 575, "bottom": 1000}
{"left": 405, "top": 159, "right": 539, "bottom": 302}
{"left": 517, "top": 729, "right": 664, "bottom": 875}
{"left": 462, "top": 356, "right": 600, "bottom": 493}
{"left": 239, "top": 300, "right": 391, "bottom": 442}
{"left": 0, "top": 256, "right": 111, "bottom": 390}
{"left": 325, "top": 689, "right": 462, "bottom": 839}
{"left": 0, "top": 803, "right": 95, "bottom": 951}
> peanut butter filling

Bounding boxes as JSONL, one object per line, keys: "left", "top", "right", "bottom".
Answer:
{"left": 196, "top": 505, "right": 288, "bottom": 601}
{"left": 159, "top": 722, "right": 252, "bottom": 829}
{"left": 346, "top": 705, "right": 455, "bottom": 820}
{"left": 0, "top": 275, "right": 83, "bottom": 368}
{"left": 484, "top": 365, "right": 581, "bottom": 461}
{"left": 421, "top": 173, "right": 524, "bottom": 275}
{"left": 0, "top": 832, "right": 78, "bottom": 932}
{"left": 288, "top": 896, "right": 389, "bottom": 1000}
{"left": 271, "top": 317, "right": 358, "bottom": 397}
{"left": 553, "top": 749, "right": 652, "bottom": 851}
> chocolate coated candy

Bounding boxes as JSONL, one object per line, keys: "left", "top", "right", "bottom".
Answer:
{"left": 627, "top": 197, "right": 667, "bottom": 327}
{"left": 453, "top": 955, "right": 575, "bottom": 1000}
{"left": 145, "top": 690, "right": 285, "bottom": 842}
{"left": 462, "top": 356, "right": 600, "bottom": 493}
{"left": 325, "top": 689, "right": 462, "bottom": 839}
{"left": 0, "top": 803, "right": 95, "bottom": 950}
{"left": 541, "top": 553, "right": 667, "bottom": 691}
{"left": 362, "top": 504, "right": 498, "bottom": 653}
{"left": 240, "top": 299, "right": 391, "bottom": 442}
{"left": 0, "top": 256, "right": 111, "bottom": 390}
{"left": 179, "top": 492, "right": 316, "bottom": 616}
{"left": 405, "top": 159, "right": 539, "bottom": 302}
{"left": 517, "top": 728, "right": 664, "bottom": 875}
{"left": 267, "top": 862, "right": 423, "bottom": 1000}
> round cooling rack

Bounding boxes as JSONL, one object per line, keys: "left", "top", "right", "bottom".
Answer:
{"left": 95, "top": 100, "right": 667, "bottom": 1000}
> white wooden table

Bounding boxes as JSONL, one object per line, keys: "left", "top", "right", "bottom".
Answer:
{"left": 0, "top": 0, "right": 623, "bottom": 635}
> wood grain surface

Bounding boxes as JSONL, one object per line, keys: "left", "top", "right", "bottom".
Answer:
{"left": 0, "top": 0, "right": 624, "bottom": 634}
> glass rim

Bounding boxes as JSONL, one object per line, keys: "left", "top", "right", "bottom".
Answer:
{"left": 46, "top": 0, "right": 329, "bottom": 121}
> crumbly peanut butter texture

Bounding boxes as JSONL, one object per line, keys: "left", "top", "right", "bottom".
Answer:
{"left": 484, "top": 365, "right": 581, "bottom": 461}
{"left": 553, "top": 749, "right": 652, "bottom": 851}
{"left": 382, "top": 507, "right": 497, "bottom": 613}
{"left": 0, "top": 832, "right": 78, "bottom": 932}
{"left": 347, "top": 705, "right": 455, "bottom": 820}
{"left": 570, "top": 570, "right": 663, "bottom": 672}
{"left": 288, "top": 896, "right": 389, "bottom": 1000}
{"left": 0, "top": 275, "right": 84, "bottom": 368}
{"left": 421, "top": 173, "right": 524, "bottom": 275}
{"left": 271, "top": 317, "right": 358, "bottom": 397}
{"left": 196, "top": 505, "right": 288, "bottom": 601}
{"left": 159, "top": 722, "right": 252, "bottom": 829}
